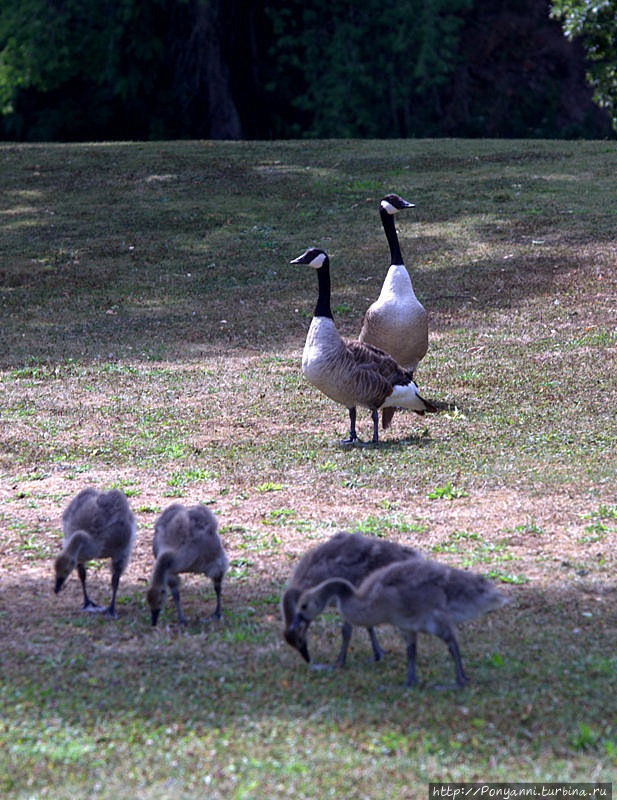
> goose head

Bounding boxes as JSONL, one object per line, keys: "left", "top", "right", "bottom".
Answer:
{"left": 380, "top": 193, "right": 415, "bottom": 215}
{"left": 290, "top": 248, "right": 328, "bottom": 269}
{"left": 284, "top": 621, "right": 311, "bottom": 663}
{"left": 146, "top": 584, "right": 167, "bottom": 626}
{"left": 54, "top": 552, "right": 76, "bottom": 594}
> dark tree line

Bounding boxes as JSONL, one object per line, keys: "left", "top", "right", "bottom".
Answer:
{"left": 0, "top": 0, "right": 612, "bottom": 141}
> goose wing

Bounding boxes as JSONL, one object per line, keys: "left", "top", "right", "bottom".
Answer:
{"left": 341, "top": 339, "right": 413, "bottom": 409}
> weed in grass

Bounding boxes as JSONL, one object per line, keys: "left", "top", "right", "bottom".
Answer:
{"left": 350, "top": 513, "right": 427, "bottom": 538}
{"left": 513, "top": 519, "right": 546, "bottom": 536}
{"left": 428, "top": 481, "right": 468, "bottom": 500}
{"left": 254, "top": 482, "right": 285, "bottom": 493}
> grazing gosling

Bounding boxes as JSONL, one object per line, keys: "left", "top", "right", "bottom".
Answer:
{"left": 291, "top": 247, "right": 440, "bottom": 444}
{"left": 281, "top": 530, "right": 421, "bottom": 667}
{"left": 54, "top": 487, "right": 136, "bottom": 618}
{"left": 290, "top": 558, "right": 509, "bottom": 688}
{"left": 147, "top": 503, "right": 228, "bottom": 626}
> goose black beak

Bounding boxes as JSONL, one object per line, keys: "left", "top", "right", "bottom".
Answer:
{"left": 285, "top": 614, "right": 312, "bottom": 663}
{"left": 151, "top": 609, "right": 160, "bottom": 627}
{"left": 54, "top": 577, "right": 65, "bottom": 594}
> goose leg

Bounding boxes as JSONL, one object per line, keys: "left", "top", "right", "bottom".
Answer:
{"left": 335, "top": 621, "right": 353, "bottom": 667}
{"left": 370, "top": 410, "right": 379, "bottom": 444}
{"left": 169, "top": 575, "right": 187, "bottom": 624}
{"left": 368, "top": 626, "right": 385, "bottom": 662}
{"left": 434, "top": 624, "right": 470, "bottom": 689}
{"left": 77, "top": 563, "right": 102, "bottom": 612}
{"left": 404, "top": 632, "right": 419, "bottom": 687}
{"left": 102, "top": 568, "right": 121, "bottom": 618}
{"left": 341, "top": 407, "right": 359, "bottom": 444}
{"left": 207, "top": 575, "right": 224, "bottom": 620}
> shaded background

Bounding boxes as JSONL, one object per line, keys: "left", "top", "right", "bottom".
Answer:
{"left": 0, "top": 0, "right": 613, "bottom": 142}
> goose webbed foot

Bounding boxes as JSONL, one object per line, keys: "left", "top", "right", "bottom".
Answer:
{"left": 80, "top": 599, "right": 103, "bottom": 613}
{"left": 309, "top": 662, "right": 337, "bottom": 672}
{"left": 101, "top": 605, "right": 119, "bottom": 620}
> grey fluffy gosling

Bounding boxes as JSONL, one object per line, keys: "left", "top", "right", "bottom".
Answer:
{"left": 54, "top": 487, "right": 136, "bottom": 618}
{"left": 290, "top": 558, "right": 509, "bottom": 688}
{"left": 359, "top": 193, "right": 428, "bottom": 375}
{"left": 291, "top": 247, "right": 440, "bottom": 444}
{"left": 281, "top": 530, "right": 421, "bottom": 667}
{"left": 147, "top": 503, "right": 228, "bottom": 626}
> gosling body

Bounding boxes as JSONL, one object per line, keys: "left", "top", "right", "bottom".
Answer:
{"left": 54, "top": 487, "right": 136, "bottom": 618}
{"left": 147, "top": 503, "right": 228, "bottom": 626}
{"left": 281, "top": 530, "right": 421, "bottom": 666}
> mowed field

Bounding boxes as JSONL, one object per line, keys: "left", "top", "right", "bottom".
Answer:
{"left": 0, "top": 138, "right": 616, "bottom": 798}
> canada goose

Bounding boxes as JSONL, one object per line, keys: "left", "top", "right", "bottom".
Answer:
{"left": 359, "top": 193, "right": 428, "bottom": 374}
{"left": 290, "top": 558, "right": 509, "bottom": 687}
{"left": 281, "top": 530, "right": 421, "bottom": 667}
{"left": 291, "top": 247, "right": 440, "bottom": 444}
{"left": 54, "top": 487, "right": 136, "bottom": 618}
{"left": 147, "top": 503, "right": 228, "bottom": 626}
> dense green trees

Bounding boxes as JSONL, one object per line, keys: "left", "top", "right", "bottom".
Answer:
{"left": 0, "top": 0, "right": 612, "bottom": 140}
{"left": 550, "top": 0, "right": 617, "bottom": 130}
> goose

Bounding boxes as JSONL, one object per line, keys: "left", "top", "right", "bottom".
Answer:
{"left": 291, "top": 247, "right": 440, "bottom": 444}
{"left": 281, "top": 530, "right": 421, "bottom": 667}
{"left": 289, "top": 558, "right": 509, "bottom": 687}
{"left": 358, "top": 193, "right": 428, "bottom": 375}
{"left": 147, "top": 503, "right": 228, "bottom": 626}
{"left": 54, "top": 487, "right": 136, "bottom": 618}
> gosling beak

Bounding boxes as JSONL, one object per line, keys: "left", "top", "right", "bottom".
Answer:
{"left": 286, "top": 613, "right": 311, "bottom": 663}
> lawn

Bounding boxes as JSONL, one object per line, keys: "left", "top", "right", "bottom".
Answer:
{"left": 0, "top": 138, "right": 616, "bottom": 799}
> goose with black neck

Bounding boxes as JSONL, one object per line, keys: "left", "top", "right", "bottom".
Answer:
{"left": 291, "top": 247, "right": 440, "bottom": 445}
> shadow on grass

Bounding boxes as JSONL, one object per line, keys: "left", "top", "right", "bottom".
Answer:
{"left": 1, "top": 572, "right": 615, "bottom": 751}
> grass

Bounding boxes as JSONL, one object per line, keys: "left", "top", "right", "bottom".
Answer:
{"left": 1, "top": 138, "right": 617, "bottom": 798}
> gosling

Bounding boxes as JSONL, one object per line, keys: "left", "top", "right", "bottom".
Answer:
{"left": 290, "top": 558, "right": 509, "bottom": 687}
{"left": 54, "top": 487, "right": 136, "bottom": 618}
{"left": 147, "top": 503, "right": 228, "bottom": 626}
{"left": 281, "top": 530, "right": 421, "bottom": 667}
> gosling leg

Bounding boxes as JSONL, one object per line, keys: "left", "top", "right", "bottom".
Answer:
{"left": 77, "top": 563, "right": 102, "bottom": 612}
{"left": 404, "top": 633, "right": 419, "bottom": 687}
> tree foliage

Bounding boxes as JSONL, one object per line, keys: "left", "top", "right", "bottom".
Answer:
{"left": 550, "top": 0, "right": 617, "bottom": 130}
{"left": 266, "top": 0, "right": 472, "bottom": 137}
{"left": 0, "top": 0, "right": 611, "bottom": 140}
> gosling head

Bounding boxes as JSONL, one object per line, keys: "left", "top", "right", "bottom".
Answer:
{"left": 54, "top": 552, "right": 76, "bottom": 594}
{"left": 284, "top": 620, "right": 311, "bottom": 664}
{"left": 380, "top": 193, "right": 415, "bottom": 215}
{"left": 146, "top": 585, "right": 167, "bottom": 627}
{"left": 290, "top": 248, "right": 328, "bottom": 269}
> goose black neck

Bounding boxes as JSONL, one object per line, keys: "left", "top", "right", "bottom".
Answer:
{"left": 380, "top": 207, "right": 404, "bottom": 265}
{"left": 313, "top": 256, "right": 333, "bottom": 319}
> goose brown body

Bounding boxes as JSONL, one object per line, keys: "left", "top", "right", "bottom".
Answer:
{"left": 281, "top": 530, "right": 422, "bottom": 666}
{"left": 292, "top": 558, "right": 509, "bottom": 687}
{"left": 54, "top": 487, "right": 136, "bottom": 618}
{"left": 147, "top": 503, "right": 228, "bottom": 626}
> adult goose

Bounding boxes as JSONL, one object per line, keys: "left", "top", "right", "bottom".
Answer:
{"left": 54, "top": 487, "right": 136, "bottom": 618}
{"left": 281, "top": 530, "right": 421, "bottom": 666}
{"left": 359, "top": 193, "right": 428, "bottom": 375}
{"left": 291, "top": 247, "right": 439, "bottom": 444}
{"left": 290, "top": 558, "right": 510, "bottom": 688}
{"left": 147, "top": 503, "right": 228, "bottom": 626}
